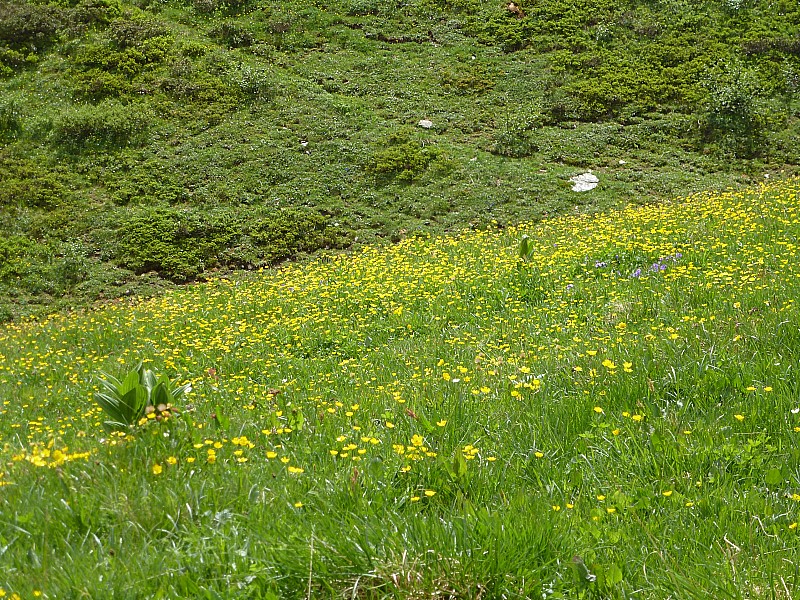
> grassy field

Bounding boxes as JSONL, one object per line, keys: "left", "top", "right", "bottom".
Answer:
{"left": 1, "top": 0, "right": 800, "bottom": 319}
{"left": 1, "top": 179, "right": 799, "bottom": 598}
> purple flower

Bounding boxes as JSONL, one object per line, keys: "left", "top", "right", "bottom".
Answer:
{"left": 595, "top": 261, "right": 607, "bottom": 268}
{"left": 630, "top": 268, "right": 642, "bottom": 278}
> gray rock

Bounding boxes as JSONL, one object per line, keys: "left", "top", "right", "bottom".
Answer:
{"left": 570, "top": 172, "right": 599, "bottom": 192}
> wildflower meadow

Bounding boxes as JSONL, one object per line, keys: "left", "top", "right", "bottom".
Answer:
{"left": 1, "top": 180, "right": 800, "bottom": 598}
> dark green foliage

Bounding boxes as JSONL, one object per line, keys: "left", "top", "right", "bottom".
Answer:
{"left": 0, "top": 2, "right": 64, "bottom": 51}
{"left": 51, "top": 101, "right": 152, "bottom": 150}
{"left": 0, "top": 156, "right": 68, "bottom": 208}
{"left": 369, "top": 132, "right": 443, "bottom": 182}
{"left": 701, "top": 63, "right": 767, "bottom": 157}
{"left": 71, "top": 0, "right": 123, "bottom": 27}
{"left": 490, "top": 105, "right": 544, "bottom": 157}
{"left": 108, "top": 206, "right": 351, "bottom": 282}
{"left": 0, "top": 95, "right": 22, "bottom": 139}
{"left": 209, "top": 21, "right": 254, "bottom": 48}
{"left": 0, "top": 235, "right": 33, "bottom": 280}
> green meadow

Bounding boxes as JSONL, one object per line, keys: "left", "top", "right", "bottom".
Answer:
{"left": 1, "top": 180, "right": 799, "bottom": 598}
{"left": 3, "top": 0, "right": 800, "bottom": 596}
{"left": 1, "top": 0, "right": 799, "bottom": 319}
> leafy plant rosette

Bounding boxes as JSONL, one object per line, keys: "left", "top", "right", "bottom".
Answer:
{"left": 94, "top": 362, "right": 190, "bottom": 432}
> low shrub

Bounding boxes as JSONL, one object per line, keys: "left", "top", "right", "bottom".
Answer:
{"left": 106, "top": 206, "right": 350, "bottom": 282}
{"left": 0, "top": 96, "right": 22, "bottom": 140}
{"left": 51, "top": 101, "right": 152, "bottom": 151}
{"left": 0, "top": 157, "right": 67, "bottom": 208}
{"left": 108, "top": 17, "right": 169, "bottom": 49}
{"left": 369, "top": 140, "right": 441, "bottom": 182}
{"left": 701, "top": 63, "right": 766, "bottom": 157}
{"left": 230, "top": 65, "right": 276, "bottom": 101}
{"left": 209, "top": 22, "right": 255, "bottom": 48}
{"left": 71, "top": 0, "right": 123, "bottom": 26}
{"left": 0, "top": 2, "right": 64, "bottom": 51}
{"left": 490, "top": 105, "right": 544, "bottom": 157}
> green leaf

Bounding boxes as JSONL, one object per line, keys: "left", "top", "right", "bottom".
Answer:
{"left": 213, "top": 406, "right": 230, "bottom": 430}
{"left": 650, "top": 431, "right": 663, "bottom": 452}
{"left": 606, "top": 564, "right": 623, "bottom": 585}
{"left": 452, "top": 450, "right": 468, "bottom": 480}
{"left": 519, "top": 234, "right": 532, "bottom": 260}
{"left": 151, "top": 381, "right": 169, "bottom": 407}
{"left": 417, "top": 413, "right": 435, "bottom": 434}
{"left": 120, "top": 369, "right": 140, "bottom": 396}
{"left": 765, "top": 467, "right": 783, "bottom": 486}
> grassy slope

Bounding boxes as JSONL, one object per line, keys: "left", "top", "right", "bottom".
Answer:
{"left": 1, "top": 180, "right": 799, "bottom": 598}
{"left": 1, "top": 0, "right": 799, "bottom": 319}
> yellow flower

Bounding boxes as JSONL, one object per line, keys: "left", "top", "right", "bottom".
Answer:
{"left": 734, "top": 414, "right": 745, "bottom": 422}
{"left": 602, "top": 359, "right": 616, "bottom": 370}
{"left": 623, "top": 362, "right": 633, "bottom": 372}
{"left": 790, "top": 522, "right": 798, "bottom": 530}
{"left": 152, "top": 464, "right": 163, "bottom": 475}
{"left": 612, "top": 429, "right": 620, "bottom": 436}
{"left": 606, "top": 507, "right": 616, "bottom": 514}
{"left": 662, "top": 490, "right": 673, "bottom": 497}
{"left": 167, "top": 456, "right": 177, "bottom": 465}
{"left": 593, "top": 406, "right": 604, "bottom": 414}
{"left": 534, "top": 451, "right": 544, "bottom": 458}
{"left": 596, "top": 494, "right": 606, "bottom": 501}
{"left": 436, "top": 420, "right": 447, "bottom": 427}
{"left": 410, "top": 496, "right": 420, "bottom": 502}
{"left": 294, "top": 501, "right": 304, "bottom": 508}
{"left": 552, "top": 505, "right": 561, "bottom": 511}
{"left": 424, "top": 490, "right": 436, "bottom": 497}
{"left": 287, "top": 466, "right": 304, "bottom": 474}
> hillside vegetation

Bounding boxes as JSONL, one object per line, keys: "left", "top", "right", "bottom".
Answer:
{"left": 1, "top": 0, "right": 799, "bottom": 319}
{"left": 1, "top": 180, "right": 799, "bottom": 597}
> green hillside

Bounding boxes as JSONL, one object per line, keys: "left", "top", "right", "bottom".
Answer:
{"left": 1, "top": 0, "right": 799, "bottom": 320}
{"left": 1, "top": 180, "right": 799, "bottom": 597}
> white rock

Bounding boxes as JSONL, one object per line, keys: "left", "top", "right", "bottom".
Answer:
{"left": 570, "top": 172, "right": 599, "bottom": 192}
{"left": 418, "top": 119, "right": 434, "bottom": 129}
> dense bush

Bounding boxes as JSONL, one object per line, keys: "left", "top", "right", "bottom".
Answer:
{"left": 0, "top": 2, "right": 64, "bottom": 51}
{"left": 0, "top": 46, "right": 34, "bottom": 77}
{"left": 369, "top": 137, "right": 442, "bottom": 182}
{"left": 107, "top": 206, "right": 350, "bottom": 282}
{"left": 209, "top": 22, "right": 255, "bottom": 48}
{"left": 0, "top": 96, "right": 22, "bottom": 140}
{"left": 71, "top": 0, "right": 123, "bottom": 26}
{"left": 0, "top": 157, "right": 68, "bottom": 208}
{"left": 51, "top": 101, "right": 152, "bottom": 150}
{"left": 701, "top": 64, "right": 766, "bottom": 157}
{"left": 490, "top": 105, "right": 544, "bottom": 157}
